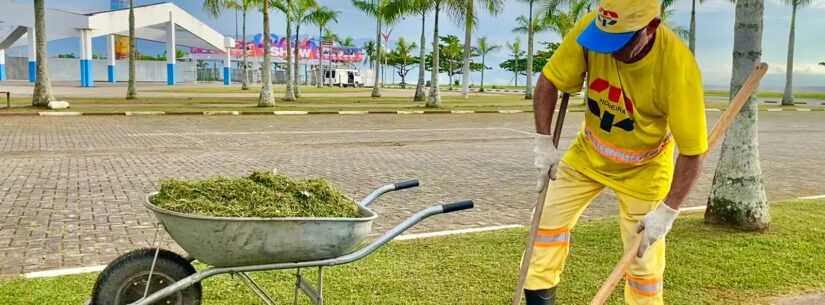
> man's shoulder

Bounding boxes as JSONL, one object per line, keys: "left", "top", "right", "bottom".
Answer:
{"left": 654, "top": 25, "right": 696, "bottom": 66}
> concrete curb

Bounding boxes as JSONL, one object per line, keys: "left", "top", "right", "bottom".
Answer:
{"left": 6, "top": 108, "right": 822, "bottom": 117}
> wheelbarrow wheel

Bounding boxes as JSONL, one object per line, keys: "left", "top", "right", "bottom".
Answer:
{"left": 90, "top": 248, "right": 202, "bottom": 305}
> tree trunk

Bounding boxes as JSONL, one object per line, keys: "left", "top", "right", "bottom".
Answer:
{"left": 414, "top": 12, "right": 427, "bottom": 102}
{"left": 689, "top": 0, "right": 697, "bottom": 54}
{"left": 480, "top": 54, "right": 486, "bottom": 92}
{"left": 31, "top": 0, "right": 54, "bottom": 107}
{"left": 705, "top": 0, "right": 769, "bottom": 231}
{"left": 461, "top": 0, "right": 473, "bottom": 99}
{"left": 258, "top": 0, "right": 275, "bottom": 106}
{"left": 317, "top": 26, "right": 323, "bottom": 88}
{"left": 127, "top": 0, "right": 137, "bottom": 99}
{"left": 525, "top": 0, "right": 534, "bottom": 99}
{"left": 427, "top": 3, "right": 441, "bottom": 107}
{"left": 372, "top": 14, "right": 382, "bottom": 98}
{"left": 781, "top": 3, "right": 797, "bottom": 106}
{"left": 294, "top": 23, "right": 302, "bottom": 98}
{"left": 283, "top": 1, "right": 296, "bottom": 102}
{"left": 241, "top": 9, "right": 249, "bottom": 90}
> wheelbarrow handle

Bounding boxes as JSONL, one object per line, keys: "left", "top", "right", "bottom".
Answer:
{"left": 442, "top": 200, "right": 474, "bottom": 213}
{"left": 360, "top": 179, "right": 421, "bottom": 207}
{"left": 394, "top": 179, "right": 420, "bottom": 191}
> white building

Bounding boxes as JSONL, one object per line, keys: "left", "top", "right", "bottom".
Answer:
{"left": 0, "top": 1, "right": 234, "bottom": 86}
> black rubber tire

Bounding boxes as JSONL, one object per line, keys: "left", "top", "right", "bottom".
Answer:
{"left": 90, "top": 248, "right": 202, "bottom": 305}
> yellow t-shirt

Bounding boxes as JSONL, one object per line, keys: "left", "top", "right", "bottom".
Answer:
{"left": 543, "top": 12, "right": 708, "bottom": 201}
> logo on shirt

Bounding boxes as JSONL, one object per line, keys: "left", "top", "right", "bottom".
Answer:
{"left": 588, "top": 78, "right": 635, "bottom": 133}
{"left": 597, "top": 7, "right": 619, "bottom": 27}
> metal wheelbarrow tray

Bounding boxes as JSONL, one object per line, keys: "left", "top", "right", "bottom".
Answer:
{"left": 145, "top": 193, "right": 377, "bottom": 267}
{"left": 89, "top": 179, "right": 474, "bottom": 305}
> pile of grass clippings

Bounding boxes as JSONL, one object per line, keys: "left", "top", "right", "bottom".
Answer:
{"left": 151, "top": 171, "right": 360, "bottom": 218}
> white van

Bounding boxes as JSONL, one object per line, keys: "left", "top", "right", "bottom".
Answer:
{"left": 321, "top": 68, "right": 363, "bottom": 87}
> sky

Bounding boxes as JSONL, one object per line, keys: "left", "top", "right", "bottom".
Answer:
{"left": 9, "top": 0, "right": 825, "bottom": 89}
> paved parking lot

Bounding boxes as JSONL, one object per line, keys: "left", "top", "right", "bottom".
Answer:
{"left": 0, "top": 112, "right": 824, "bottom": 276}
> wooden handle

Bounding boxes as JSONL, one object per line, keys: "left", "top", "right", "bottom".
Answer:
{"left": 512, "top": 93, "right": 571, "bottom": 305}
{"left": 588, "top": 63, "right": 768, "bottom": 305}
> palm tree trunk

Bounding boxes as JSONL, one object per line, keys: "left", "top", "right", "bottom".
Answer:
{"left": 283, "top": 2, "right": 296, "bottom": 102}
{"left": 480, "top": 54, "right": 486, "bottom": 92}
{"left": 317, "top": 26, "right": 323, "bottom": 88}
{"left": 525, "top": 0, "right": 534, "bottom": 100}
{"left": 127, "top": 0, "right": 137, "bottom": 99}
{"left": 259, "top": 0, "right": 275, "bottom": 106}
{"left": 781, "top": 3, "right": 797, "bottom": 106}
{"left": 460, "top": 0, "right": 473, "bottom": 99}
{"left": 371, "top": 14, "right": 382, "bottom": 98}
{"left": 705, "top": 0, "right": 769, "bottom": 231}
{"left": 689, "top": 0, "right": 697, "bottom": 54}
{"left": 31, "top": 0, "right": 54, "bottom": 107}
{"left": 427, "top": 3, "right": 441, "bottom": 107}
{"left": 294, "top": 23, "right": 302, "bottom": 98}
{"left": 414, "top": 12, "right": 427, "bottom": 102}
{"left": 241, "top": 9, "right": 249, "bottom": 90}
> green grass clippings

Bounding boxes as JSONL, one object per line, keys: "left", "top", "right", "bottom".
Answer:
{"left": 151, "top": 172, "right": 360, "bottom": 218}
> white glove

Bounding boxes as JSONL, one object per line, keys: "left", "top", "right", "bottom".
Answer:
{"left": 534, "top": 133, "right": 561, "bottom": 192}
{"left": 636, "top": 203, "right": 680, "bottom": 257}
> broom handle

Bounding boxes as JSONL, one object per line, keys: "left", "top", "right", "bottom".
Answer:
{"left": 511, "top": 93, "right": 570, "bottom": 305}
{"left": 588, "top": 63, "right": 768, "bottom": 305}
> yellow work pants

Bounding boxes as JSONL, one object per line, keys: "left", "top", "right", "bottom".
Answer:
{"left": 525, "top": 162, "right": 666, "bottom": 305}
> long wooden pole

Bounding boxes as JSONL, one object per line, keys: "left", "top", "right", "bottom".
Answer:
{"left": 588, "top": 63, "right": 769, "bottom": 305}
{"left": 512, "top": 93, "right": 570, "bottom": 305}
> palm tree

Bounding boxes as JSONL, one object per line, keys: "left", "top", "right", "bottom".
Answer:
{"left": 428, "top": 0, "right": 466, "bottom": 107}
{"left": 687, "top": 0, "right": 704, "bottom": 53}
{"left": 441, "top": 35, "right": 463, "bottom": 90}
{"left": 475, "top": 36, "right": 499, "bottom": 92}
{"left": 126, "top": 0, "right": 137, "bottom": 99}
{"left": 661, "top": 0, "right": 690, "bottom": 41}
{"left": 506, "top": 38, "right": 523, "bottom": 87}
{"left": 461, "top": 0, "right": 503, "bottom": 99}
{"left": 385, "top": 0, "right": 434, "bottom": 101}
{"left": 387, "top": 37, "right": 418, "bottom": 88}
{"left": 290, "top": 0, "right": 320, "bottom": 98}
{"left": 258, "top": 0, "right": 275, "bottom": 106}
{"left": 352, "top": 0, "right": 392, "bottom": 98}
{"left": 273, "top": 0, "right": 296, "bottom": 101}
{"left": 781, "top": 0, "right": 813, "bottom": 105}
{"left": 309, "top": 7, "right": 339, "bottom": 88}
{"left": 211, "top": 0, "right": 257, "bottom": 90}
{"left": 363, "top": 40, "right": 376, "bottom": 68}
{"left": 337, "top": 36, "right": 357, "bottom": 48}
{"left": 31, "top": 0, "right": 54, "bottom": 107}
{"left": 706, "top": 0, "right": 769, "bottom": 231}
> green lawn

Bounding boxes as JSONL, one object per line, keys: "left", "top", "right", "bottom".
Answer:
{"left": 141, "top": 86, "right": 374, "bottom": 94}
{"left": 0, "top": 94, "right": 542, "bottom": 114}
{"left": 705, "top": 90, "right": 825, "bottom": 100}
{"left": 1, "top": 200, "right": 822, "bottom": 305}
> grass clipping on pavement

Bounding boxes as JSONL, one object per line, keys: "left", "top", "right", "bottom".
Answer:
{"left": 151, "top": 172, "right": 360, "bottom": 218}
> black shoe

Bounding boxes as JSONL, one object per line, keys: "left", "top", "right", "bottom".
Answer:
{"left": 524, "top": 288, "right": 556, "bottom": 305}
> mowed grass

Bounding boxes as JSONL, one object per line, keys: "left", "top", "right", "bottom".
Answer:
{"left": 1, "top": 200, "right": 822, "bottom": 305}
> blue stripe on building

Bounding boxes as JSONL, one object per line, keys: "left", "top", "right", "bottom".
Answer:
{"left": 166, "top": 63, "right": 175, "bottom": 85}
{"left": 223, "top": 67, "right": 230, "bottom": 85}
{"left": 0, "top": 64, "right": 6, "bottom": 81}
{"left": 28, "top": 61, "right": 36, "bottom": 82}
{"left": 108, "top": 65, "right": 115, "bottom": 83}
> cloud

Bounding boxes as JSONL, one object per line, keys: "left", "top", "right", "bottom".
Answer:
{"left": 769, "top": 63, "right": 825, "bottom": 75}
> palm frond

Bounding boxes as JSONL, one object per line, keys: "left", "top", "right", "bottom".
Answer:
{"left": 203, "top": 0, "right": 226, "bottom": 18}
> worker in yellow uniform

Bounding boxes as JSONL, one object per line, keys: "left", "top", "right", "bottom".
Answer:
{"left": 526, "top": 0, "right": 708, "bottom": 304}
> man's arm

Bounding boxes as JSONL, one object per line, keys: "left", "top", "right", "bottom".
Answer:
{"left": 534, "top": 74, "right": 559, "bottom": 135}
{"left": 664, "top": 154, "right": 705, "bottom": 209}
{"left": 636, "top": 153, "right": 704, "bottom": 257}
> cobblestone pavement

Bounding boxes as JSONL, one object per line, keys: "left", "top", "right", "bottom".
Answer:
{"left": 0, "top": 112, "right": 823, "bottom": 276}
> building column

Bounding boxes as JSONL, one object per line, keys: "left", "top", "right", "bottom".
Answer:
{"left": 107, "top": 35, "right": 116, "bottom": 83}
{"left": 79, "top": 29, "right": 94, "bottom": 87}
{"left": 0, "top": 49, "right": 6, "bottom": 81}
{"left": 27, "top": 27, "right": 36, "bottom": 83}
{"left": 223, "top": 48, "right": 231, "bottom": 86}
{"left": 166, "top": 12, "right": 176, "bottom": 86}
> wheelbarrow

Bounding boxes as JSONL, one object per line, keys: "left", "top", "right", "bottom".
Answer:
{"left": 88, "top": 179, "right": 474, "bottom": 305}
